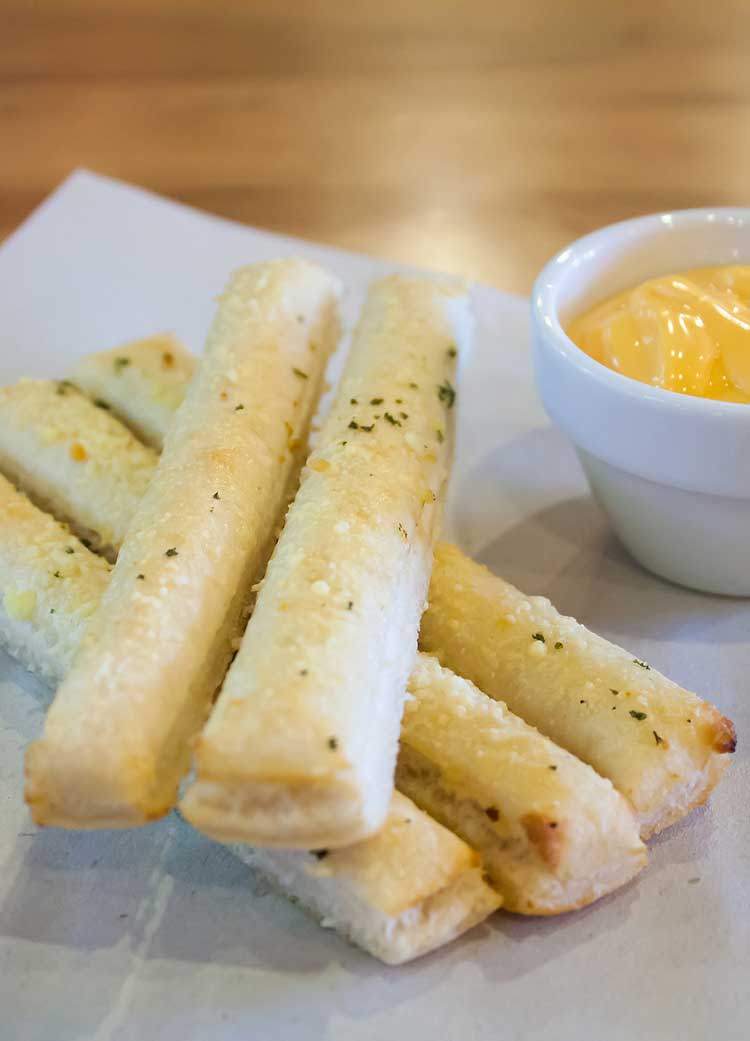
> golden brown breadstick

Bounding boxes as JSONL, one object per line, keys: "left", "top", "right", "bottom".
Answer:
{"left": 25, "top": 259, "right": 341, "bottom": 829}
{"left": 70, "top": 333, "right": 196, "bottom": 449}
{"left": 181, "top": 276, "right": 472, "bottom": 849}
{"left": 421, "top": 544, "right": 736, "bottom": 837}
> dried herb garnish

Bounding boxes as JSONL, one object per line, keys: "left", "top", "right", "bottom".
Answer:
{"left": 485, "top": 807, "right": 499, "bottom": 822}
{"left": 165, "top": 547, "right": 178, "bottom": 557}
{"left": 532, "top": 632, "right": 545, "bottom": 643}
{"left": 53, "top": 570, "right": 62, "bottom": 578}
{"left": 348, "top": 419, "right": 359, "bottom": 430}
{"left": 633, "top": 658, "right": 650, "bottom": 669}
{"left": 436, "top": 428, "right": 445, "bottom": 443}
{"left": 234, "top": 404, "right": 245, "bottom": 411}
{"left": 347, "top": 601, "right": 354, "bottom": 610}
{"left": 94, "top": 399, "right": 111, "bottom": 410}
{"left": 162, "top": 351, "right": 174, "bottom": 367}
{"left": 137, "top": 574, "right": 145, "bottom": 581}
{"left": 350, "top": 398, "right": 358, "bottom": 405}
{"left": 448, "top": 346, "right": 458, "bottom": 358}
{"left": 213, "top": 492, "right": 220, "bottom": 500}
{"left": 114, "top": 357, "right": 130, "bottom": 372}
{"left": 327, "top": 736, "right": 338, "bottom": 751}
{"left": 65, "top": 546, "right": 74, "bottom": 554}
{"left": 312, "top": 849, "right": 328, "bottom": 860}
{"left": 384, "top": 412, "right": 401, "bottom": 426}
{"left": 81, "top": 538, "right": 92, "bottom": 549}
{"left": 370, "top": 397, "right": 383, "bottom": 405}
{"left": 610, "top": 689, "right": 619, "bottom": 695}
{"left": 554, "top": 641, "right": 564, "bottom": 650}
{"left": 399, "top": 411, "right": 408, "bottom": 420}
{"left": 292, "top": 368, "right": 308, "bottom": 380}
{"left": 56, "top": 380, "right": 74, "bottom": 395}
{"left": 438, "top": 379, "right": 456, "bottom": 408}
{"left": 630, "top": 710, "right": 647, "bottom": 721}
{"left": 409, "top": 382, "right": 419, "bottom": 389}
{"left": 653, "top": 730, "right": 664, "bottom": 745}
{"left": 549, "top": 765, "right": 557, "bottom": 771}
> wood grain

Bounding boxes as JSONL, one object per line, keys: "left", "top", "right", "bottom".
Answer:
{"left": 2, "top": 0, "right": 750, "bottom": 293}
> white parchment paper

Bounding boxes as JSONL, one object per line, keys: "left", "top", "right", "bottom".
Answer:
{"left": 0, "top": 171, "right": 747, "bottom": 1041}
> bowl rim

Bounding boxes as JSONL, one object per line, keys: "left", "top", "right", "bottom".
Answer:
{"left": 531, "top": 206, "right": 750, "bottom": 419}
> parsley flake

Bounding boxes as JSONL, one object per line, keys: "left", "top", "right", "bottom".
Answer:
{"left": 554, "top": 641, "right": 564, "bottom": 650}
{"left": 65, "top": 546, "right": 74, "bottom": 554}
{"left": 213, "top": 492, "right": 220, "bottom": 500}
{"left": 234, "top": 404, "right": 245, "bottom": 411}
{"left": 94, "top": 399, "right": 111, "bottom": 410}
{"left": 114, "top": 357, "right": 130, "bottom": 372}
{"left": 384, "top": 412, "right": 401, "bottom": 426}
{"left": 630, "top": 710, "right": 647, "bottom": 721}
{"left": 312, "top": 849, "right": 328, "bottom": 860}
{"left": 633, "top": 658, "right": 651, "bottom": 669}
{"left": 532, "top": 632, "right": 545, "bottom": 643}
{"left": 653, "top": 730, "right": 664, "bottom": 746}
{"left": 292, "top": 368, "right": 308, "bottom": 380}
{"left": 485, "top": 807, "right": 499, "bottom": 822}
{"left": 327, "top": 736, "right": 338, "bottom": 751}
{"left": 165, "top": 547, "right": 178, "bottom": 557}
{"left": 370, "top": 397, "right": 384, "bottom": 405}
{"left": 438, "top": 379, "right": 456, "bottom": 408}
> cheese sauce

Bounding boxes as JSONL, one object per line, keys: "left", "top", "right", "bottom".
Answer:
{"left": 567, "top": 265, "right": 750, "bottom": 403}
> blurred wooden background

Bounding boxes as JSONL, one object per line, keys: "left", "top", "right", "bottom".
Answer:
{"left": 2, "top": 0, "right": 749, "bottom": 293}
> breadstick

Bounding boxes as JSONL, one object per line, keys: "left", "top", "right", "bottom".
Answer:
{"left": 25, "top": 259, "right": 341, "bottom": 829}
{"left": 398, "top": 654, "right": 646, "bottom": 913}
{"left": 230, "top": 790, "right": 500, "bottom": 964}
{"left": 0, "top": 474, "right": 110, "bottom": 686}
{"left": 181, "top": 276, "right": 472, "bottom": 849}
{"left": 70, "top": 333, "right": 196, "bottom": 449}
{"left": 420, "top": 544, "right": 736, "bottom": 837}
{"left": 0, "top": 379, "right": 157, "bottom": 558}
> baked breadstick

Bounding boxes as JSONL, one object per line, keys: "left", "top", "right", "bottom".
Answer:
{"left": 421, "top": 544, "right": 736, "bottom": 838}
{"left": 70, "top": 334, "right": 196, "bottom": 449}
{"left": 182, "top": 276, "right": 472, "bottom": 849}
{"left": 0, "top": 510, "right": 498, "bottom": 963}
{"left": 0, "top": 379, "right": 157, "bottom": 558}
{"left": 398, "top": 654, "right": 646, "bottom": 913}
{"left": 231, "top": 790, "right": 500, "bottom": 964}
{"left": 25, "top": 259, "right": 341, "bottom": 829}
{"left": 0, "top": 474, "right": 110, "bottom": 686}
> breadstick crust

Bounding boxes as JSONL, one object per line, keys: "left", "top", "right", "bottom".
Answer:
{"left": 398, "top": 654, "right": 646, "bottom": 914}
{"left": 25, "top": 259, "right": 342, "bottom": 829}
{"left": 229, "top": 791, "right": 501, "bottom": 964}
{"left": 0, "top": 474, "right": 111, "bottom": 686}
{"left": 0, "top": 379, "right": 157, "bottom": 558}
{"left": 70, "top": 334, "right": 196, "bottom": 449}
{"left": 182, "top": 276, "right": 473, "bottom": 849}
{"left": 421, "top": 544, "right": 736, "bottom": 838}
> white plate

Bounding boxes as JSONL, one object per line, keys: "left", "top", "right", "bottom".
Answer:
{"left": 0, "top": 172, "right": 747, "bottom": 1041}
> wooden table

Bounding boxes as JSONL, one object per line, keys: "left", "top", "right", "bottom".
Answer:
{"left": 4, "top": 0, "right": 750, "bottom": 294}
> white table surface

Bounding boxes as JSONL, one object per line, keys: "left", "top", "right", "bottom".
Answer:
{"left": 0, "top": 171, "right": 747, "bottom": 1041}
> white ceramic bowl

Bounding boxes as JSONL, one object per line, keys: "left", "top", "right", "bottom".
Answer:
{"left": 531, "top": 208, "right": 750, "bottom": 596}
